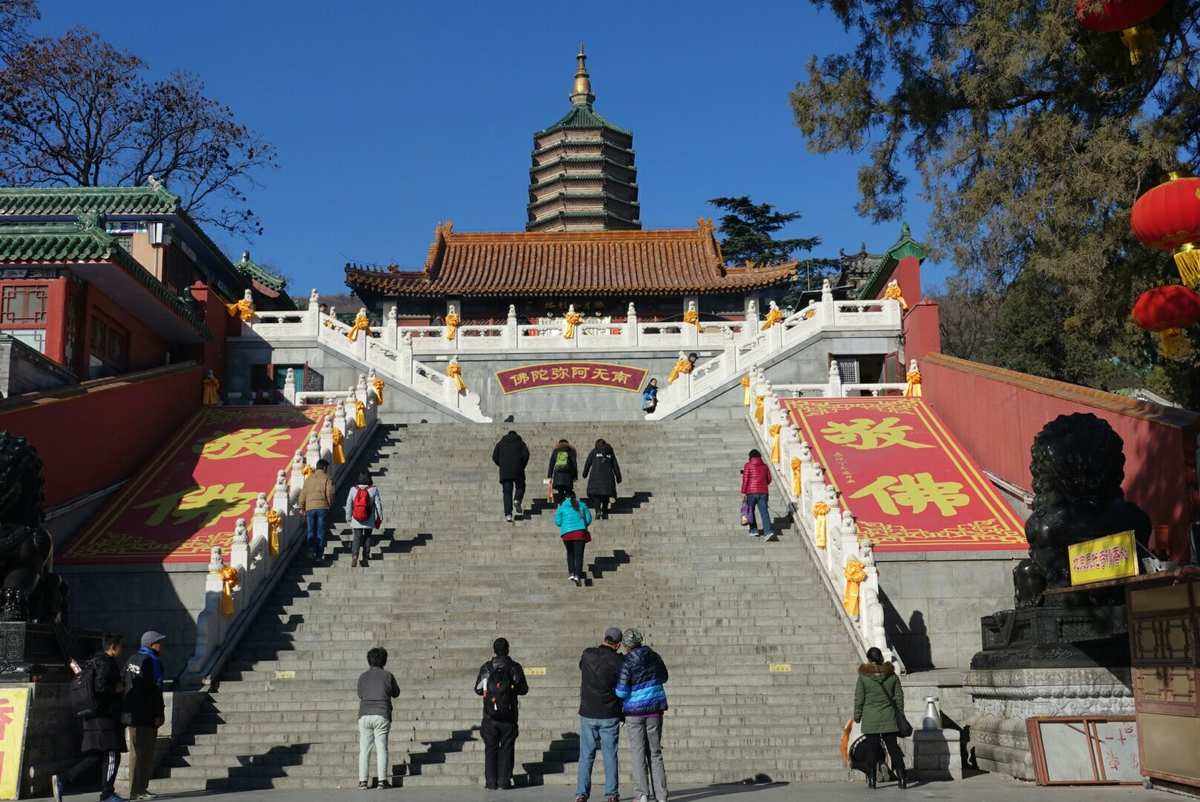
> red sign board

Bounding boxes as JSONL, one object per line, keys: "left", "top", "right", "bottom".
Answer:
{"left": 496, "top": 362, "right": 648, "bottom": 394}
{"left": 61, "top": 406, "right": 326, "bottom": 565}
{"left": 784, "top": 397, "right": 1027, "bottom": 552}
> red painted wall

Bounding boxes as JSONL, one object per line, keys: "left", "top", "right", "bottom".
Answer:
{"left": 189, "top": 282, "right": 231, "bottom": 379}
{"left": 891, "top": 256, "right": 923, "bottom": 306}
{"left": 83, "top": 283, "right": 170, "bottom": 375}
{"left": 0, "top": 363, "right": 202, "bottom": 507}
{"left": 903, "top": 302, "right": 942, "bottom": 363}
{"left": 923, "top": 354, "right": 1199, "bottom": 561}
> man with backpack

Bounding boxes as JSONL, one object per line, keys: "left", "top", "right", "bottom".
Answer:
{"left": 491, "top": 431, "right": 529, "bottom": 522}
{"left": 343, "top": 472, "right": 384, "bottom": 568}
{"left": 474, "top": 637, "right": 529, "bottom": 790}
{"left": 122, "top": 631, "right": 166, "bottom": 800}
{"left": 54, "top": 632, "right": 126, "bottom": 802}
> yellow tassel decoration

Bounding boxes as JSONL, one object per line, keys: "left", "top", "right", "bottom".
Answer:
{"left": 769, "top": 424, "right": 782, "bottom": 464}
{"left": 444, "top": 312, "right": 460, "bottom": 340}
{"left": 219, "top": 566, "right": 240, "bottom": 618}
{"left": 447, "top": 362, "right": 466, "bottom": 393}
{"left": 843, "top": 559, "right": 866, "bottom": 617}
{"left": 791, "top": 457, "right": 802, "bottom": 496}
{"left": 813, "top": 501, "right": 830, "bottom": 549}
{"left": 267, "top": 510, "right": 282, "bottom": 558}
{"left": 741, "top": 374, "right": 751, "bottom": 406}
{"left": 332, "top": 428, "right": 346, "bottom": 464}
{"left": 904, "top": 368, "right": 923, "bottom": 397}
{"left": 355, "top": 400, "right": 367, "bottom": 429}
{"left": 1174, "top": 243, "right": 1200, "bottom": 288}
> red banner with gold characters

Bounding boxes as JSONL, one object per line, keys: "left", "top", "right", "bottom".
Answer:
{"left": 783, "top": 397, "right": 1026, "bottom": 552}
{"left": 61, "top": 406, "right": 327, "bottom": 566}
{"left": 496, "top": 362, "right": 648, "bottom": 394}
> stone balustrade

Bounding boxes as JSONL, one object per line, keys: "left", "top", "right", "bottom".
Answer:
{"left": 647, "top": 283, "right": 904, "bottom": 419}
{"left": 742, "top": 366, "right": 905, "bottom": 671}
{"left": 181, "top": 378, "right": 381, "bottom": 686}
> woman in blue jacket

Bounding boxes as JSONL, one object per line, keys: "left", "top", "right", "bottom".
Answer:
{"left": 554, "top": 490, "right": 593, "bottom": 586}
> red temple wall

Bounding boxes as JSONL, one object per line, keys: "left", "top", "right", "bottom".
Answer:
{"left": 82, "top": 283, "right": 170, "bottom": 375}
{"left": 922, "top": 353, "right": 1198, "bottom": 560}
{"left": 0, "top": 363, "right": 202, "bottom": 507}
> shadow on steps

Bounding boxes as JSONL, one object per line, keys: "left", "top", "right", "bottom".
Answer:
{"left": 585, "top": 548, "right": 631, "bottom": 585}
{"left": 405, "top": 727, "right": 480, "bottom": 776}
{"left": 525, "top": 490, "right": 653, "bottom": 519}
{"left": 515, "top": 731, "right": 580, "bottom": 787}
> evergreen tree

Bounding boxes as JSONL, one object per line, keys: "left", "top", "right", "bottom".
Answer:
{"left": 790, "top": 0, "right": 1200, "bottom": 405}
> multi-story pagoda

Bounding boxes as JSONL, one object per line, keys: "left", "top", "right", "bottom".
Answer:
{"left": 526, "top": 46, "right": 639, "bottom": 232}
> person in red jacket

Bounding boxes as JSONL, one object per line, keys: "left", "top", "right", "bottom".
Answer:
{"left": 740, "top": 449, "right": 776, "bottom": 540}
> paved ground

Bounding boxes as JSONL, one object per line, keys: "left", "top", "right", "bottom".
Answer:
{"left": 45, "top": 773, "right": 1169, "bottom": 802}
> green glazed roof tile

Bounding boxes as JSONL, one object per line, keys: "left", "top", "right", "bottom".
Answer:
{"left": 536, "top": 104, "right": 633, "bottom": 137}
{"left": 0, "top": 185, "right": 180, "bottom": 217}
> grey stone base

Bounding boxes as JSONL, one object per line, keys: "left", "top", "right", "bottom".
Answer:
{"left": 913, "top": 728, "right": 963, "bottom": 780}
{"left": 963, "top": 666, "right": 1134, "bottom": 780}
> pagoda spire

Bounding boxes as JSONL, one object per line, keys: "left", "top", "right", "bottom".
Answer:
{"left": 570, "top": 42, "right": 595, "bottom": 107}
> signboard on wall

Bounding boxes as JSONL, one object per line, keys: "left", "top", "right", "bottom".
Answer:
{"left": 1068, "top": 531, "right": 1139, "bottom": 586}
{"left": 0, "top": 687, "right": 30, "bottom": 799}
{"left": 496, "top": 362, "right": 648, "bottom": 394}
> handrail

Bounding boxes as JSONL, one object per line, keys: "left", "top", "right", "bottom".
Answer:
{"left": 742, "top": 365, "right": 906, "bottom": 673}
{"left": 181, "top": 375, "right": 382, "bottom": 687}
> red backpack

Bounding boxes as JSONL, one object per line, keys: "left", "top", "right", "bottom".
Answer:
{"left": 351, "top": 486, "right": 374, "bottom": 524}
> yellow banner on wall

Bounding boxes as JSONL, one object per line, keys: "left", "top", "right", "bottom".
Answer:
{"left": 0, "top": 687, "right": 30, "bottom": 799}
{"left": 1068, "top": 531, "right": 1140, "bottom": 586}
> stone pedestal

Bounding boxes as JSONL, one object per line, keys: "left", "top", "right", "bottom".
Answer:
{"left": 913, "top": 728, "right": 963, "bottom": 780}
{"left": 971, "top": 603, "right": 1129, "bottom": 670}
{"left": 963, "top": 666, "right": 1134, "bottom": 780}
{"left": 18, "top": 680, "right": 78, "bottom": 798}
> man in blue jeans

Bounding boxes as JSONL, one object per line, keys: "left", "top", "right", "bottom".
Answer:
{"left": 575, "top": 626, "right": 624, "bottom": 802}
{"left": 299, "top": 458, "right": 333, "bottom": 560}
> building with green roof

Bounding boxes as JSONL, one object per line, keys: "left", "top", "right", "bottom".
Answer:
{"left": 527, "top": 46, "right": 640, "bottom": 232}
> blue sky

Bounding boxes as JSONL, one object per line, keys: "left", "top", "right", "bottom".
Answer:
{"left": 37, "top": 1, "right": 944, "bottom": 295}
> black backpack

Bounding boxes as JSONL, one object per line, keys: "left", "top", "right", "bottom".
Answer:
{"left": 485, "top": 662, "right": 517, "bottom": 722}
{"left": 70, "top": 659, "right": 98, "bottom": 719}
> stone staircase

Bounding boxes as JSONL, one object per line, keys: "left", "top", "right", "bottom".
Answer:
{"left": 152, "top": 422, "right": 859, "bottom": 792}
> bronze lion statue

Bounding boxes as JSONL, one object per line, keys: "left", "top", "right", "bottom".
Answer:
{"left": 0, "top": 432, "right": 66, "bottom": 622}
{"left": 1013, "top": 413, "right": 1151, "bottom": 606}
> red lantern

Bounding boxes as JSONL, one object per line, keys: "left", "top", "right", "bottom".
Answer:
{"left": 1131, "top": 172, "right": 1200, "bottom": 288}
{"left": 1131, "top": 284, "right": 1200, "bottom": 361}
{"left": 1075, "top": 0, "right": 1166, "bottom": 63}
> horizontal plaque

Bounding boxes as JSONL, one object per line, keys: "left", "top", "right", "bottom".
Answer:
{"left": 274, "top": 670, "right": 296, "bottom": 680}
{"left": 768, "top": 663, "right": 792, "bottom": 673}
{"left": 496, "top": 362, "right": 648, "bottom": 394}
{"left": 526, "top": 667, "right": 547, "bottom": 677}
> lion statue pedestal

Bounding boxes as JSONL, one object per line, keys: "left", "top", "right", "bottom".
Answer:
{"left": 964, "top": 413, "right": 1149, "bottom": 779}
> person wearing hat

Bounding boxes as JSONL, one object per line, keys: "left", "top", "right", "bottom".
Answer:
{"left": 575, "top": 627, "right": 625, "bottom": 802}
{"left": 615, "top": 630, "right": 669, "bottom": 802}
{"left": 122, "top": 631, "right": 166, "bottom": 800}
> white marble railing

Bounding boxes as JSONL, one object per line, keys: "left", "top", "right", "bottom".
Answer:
{"left": 742, "top": 366, "right": 905, "bottom": 671}
{"left": 242, "top": 290, "right": 490, "bottom": 422}
{"left": 245, "top": 295, "right": 800, "bottom": 356}
{"left": 181, "top": 377, "right": 380, "bottom": 686}
{"left": 647, "top": 282, "right": 904, "bottom": 419}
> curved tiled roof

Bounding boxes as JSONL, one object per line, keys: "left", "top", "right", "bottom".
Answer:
{"left": 0, "top": 185, "right": 180, "bottom": 216}
{"left": 232, "top": 251, "right": 287, "bottom": 292}
{"left": 345, "top": 222, "right": 796, "bottom": 298}
{"left": 0, "top": 221, "right": 207, "bottom": 334}
{"left": 536, "top": 104, "right": 632, "bottom": 137}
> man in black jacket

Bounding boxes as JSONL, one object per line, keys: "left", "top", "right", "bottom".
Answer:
{"left": 53, "top": 632, "right": 126, "bottom": 802}
{"left": 575, "top": 627, "right": 624, "bottom": 802}
{"left": 474, "top": 637, "right": 529, "bottom": 790}
{"left": 123, "top": 631, "right": 166, "bottom": 800}
{"left": 492, "top": 431, "right": 529, "bottom": 522}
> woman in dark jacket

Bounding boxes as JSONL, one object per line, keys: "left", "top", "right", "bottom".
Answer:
{"left": 582, "top": 439, "right": 622, "bottom": 519}
{"left": 547, "top": 440, "right": 578, "bottom": 500}
{"left": 853, "top": 647, "right": 908, "bottom": 789}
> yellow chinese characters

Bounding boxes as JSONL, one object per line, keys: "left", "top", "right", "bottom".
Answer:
{"left": 136, "top": 483, "right": 259, "bottom": 528}
{"left": 198, "top": 428, "right": 292, "bottom": 460}
{"left": 821, "top": 417, "right": 932, "bottom": 450}
{"left": 850, "top": 472, "right": 970, "bottom": 518}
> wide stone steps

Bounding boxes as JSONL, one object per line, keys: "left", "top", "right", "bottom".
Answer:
{"left": 157, "top": 421, "right": 857, "bottom": 792}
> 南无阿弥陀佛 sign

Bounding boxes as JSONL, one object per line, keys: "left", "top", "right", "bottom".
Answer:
{"left": 496, "top": 362, "right": 648, "bottom": 394}
{"left": 1068, "top": 531, "right": 1139, "bottom": 586}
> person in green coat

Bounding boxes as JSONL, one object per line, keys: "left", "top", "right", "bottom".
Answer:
{"left": 853, "top": 647, "right": 908, "bottom": 789}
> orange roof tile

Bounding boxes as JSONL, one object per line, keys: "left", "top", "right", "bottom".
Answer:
{"left": 345, "top": 220, "right": 796, "bottom": 298}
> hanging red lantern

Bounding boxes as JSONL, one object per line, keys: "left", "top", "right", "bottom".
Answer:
{"left": 1075, "top": 0, "right": 1166, "bottom": 64}
{"left": 1131, "top": 172, "right": 1200, "bottom": 288}
{"left": 1131, "top": 284, "right": 1200, "bottom": 361}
